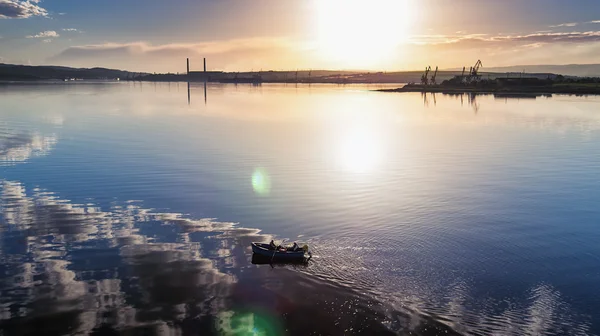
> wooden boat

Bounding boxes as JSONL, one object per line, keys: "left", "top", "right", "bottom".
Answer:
{"left": 251, "top": 242, "right": 309, "bottom": 261}
{"left": 251, "top": 253, "right": 308, "bottom": 265}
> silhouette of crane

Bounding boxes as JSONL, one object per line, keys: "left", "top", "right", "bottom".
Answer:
{"left": 430, "top": 66, "right": 439, "bottom": 85}
{"left": 470, "top": 60, "right": 483, "bottom": 82}
{"left": 421, "top": 66, "right": 432, "bottom": 85}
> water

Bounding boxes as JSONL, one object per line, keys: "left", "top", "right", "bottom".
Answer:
{"left": 1, "top": 82, "right": 599, "bottom": 335}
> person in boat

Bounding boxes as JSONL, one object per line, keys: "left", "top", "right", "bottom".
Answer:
{"left": 291, "top": 242, "right": 299, "bottom": 251}
{"left": 269, "top": 240, "right": 277, "bottom": 250}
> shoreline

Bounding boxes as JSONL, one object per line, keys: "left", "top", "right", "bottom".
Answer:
{"left": 376, "top": 84, "right": 600, "bottom": 96}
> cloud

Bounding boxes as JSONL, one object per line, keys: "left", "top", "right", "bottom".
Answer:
{"left": 61, "top": 28, "right": 78, "bottom": 32}
{"left": 413, "top": 31, "right": 600, "bottom": 47}
{"left": 0, "top": 0, "right": 48, "bottom": 19}
{"left": 548, "top": 20, "right": 600, "bottom": 27}
{"left": 44, "top": 32, "right": 600, "bottom": 72}
{"left": 48, "top": 38, "right": 312, "bottom": 72}
{"left": 26, "top": 30, "right": 59, "bottom": 38}
{"left": 549, "top": 22, "right": 578, "bottom": 28}
{"left": 394, "top": 30, "right": 600, "bottom": 70}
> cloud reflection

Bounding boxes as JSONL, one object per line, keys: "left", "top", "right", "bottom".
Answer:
{"left": 0, "top": 132, "right": 57, "bottom": 166}
{"left": 0, "top": 180, "right": 260, "bottom": 334}
{"left": 0, "top": 181, "right": 592, "bottom": 335}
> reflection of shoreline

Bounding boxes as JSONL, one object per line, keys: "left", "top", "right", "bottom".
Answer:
{"left": 378, "top": 84, "right": 600, "bottom": 96}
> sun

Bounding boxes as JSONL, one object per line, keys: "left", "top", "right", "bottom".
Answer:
{"left": 315, "top": 0, "right": 413, "bottom": 68}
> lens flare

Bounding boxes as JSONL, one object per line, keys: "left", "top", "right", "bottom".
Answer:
{"left": 252, "top": 168, "right": 271, "bottom": 196}
{"left": 216, "top": 310, "right": 283, "bottom": 336}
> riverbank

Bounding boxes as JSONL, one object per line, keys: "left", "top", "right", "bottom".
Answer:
{"left": 378, "top": 83, "right": 600, "bottom": 95}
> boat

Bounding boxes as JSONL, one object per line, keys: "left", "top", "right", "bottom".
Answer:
{"left": 251, "top": 242, "right": 310, "bottom": 261}
{"left": 251, "top": 253, "right": 308, "bottom": 265}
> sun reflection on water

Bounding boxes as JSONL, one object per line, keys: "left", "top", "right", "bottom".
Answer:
{"left": 338, "top": 125, "right": 383, "bottom": 174}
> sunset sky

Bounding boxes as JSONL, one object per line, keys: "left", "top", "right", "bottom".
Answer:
{"left": 1, "top": 0, "right": 600, "bottom": 72}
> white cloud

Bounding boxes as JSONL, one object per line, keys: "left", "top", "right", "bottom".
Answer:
{"left": 0, "top": 0, "right": 48, "bottom": 19}
{"left": 42, "top": 38, "right": 51, "bottom": 43}
{"left": 412, "top": 31, "right": 600, "bottom": 46}
{"left": 62, "top": 28, "right": 78, "bottom": 32}
{"left": 549, "top": 20, "right": 600, "bottom": 27}
{"left": 26, "top": 30, "right": 59, "bottom": 38}
{"left": 549, "top": 22, "right": 578, "bottom": 28}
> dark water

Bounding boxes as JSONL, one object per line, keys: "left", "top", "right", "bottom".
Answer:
{"left": 1, "top": 82, "right": 599, "bottom": 335}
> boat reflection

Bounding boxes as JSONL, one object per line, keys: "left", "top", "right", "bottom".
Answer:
{"left": 251, "top": 253, "right": 309, "bottom": 266}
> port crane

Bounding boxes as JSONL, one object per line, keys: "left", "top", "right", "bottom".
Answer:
{"left": 421, "top": 66, "right": 432, "bottom": 85}
{"left": 468, "top": 60, "right": 483, "bottom": 83}
{"left": 430, "top": 66, "right": 439, "bottom": 85}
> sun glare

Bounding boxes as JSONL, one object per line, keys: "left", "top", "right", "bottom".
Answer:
{"left": 315, "top": 0, "right": 413, "bottom": 68}
{"left": 338, "top": 125, "right": 382, "bottom": 174}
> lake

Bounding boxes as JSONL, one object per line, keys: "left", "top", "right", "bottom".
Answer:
{"left": 0, "top": 82, "right": 599, "bottom": 335}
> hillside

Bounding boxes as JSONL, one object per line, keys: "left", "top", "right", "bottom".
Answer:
{"left": 0, "top": 64, "right": 137, "bottom": 81}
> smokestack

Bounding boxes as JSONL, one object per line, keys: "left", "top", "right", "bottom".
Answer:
{"left": 203, "top": 58, "right": 206, "bottom": 72}
{"left": 186, "top": 58, "right": 189, "bottom": 75}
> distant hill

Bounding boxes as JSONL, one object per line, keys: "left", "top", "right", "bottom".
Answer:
{"left": 0, "top": 63, "right": 140, "bottom": 81}
{"left": 3, "top": 62, "right": 594, "bottom": 83}
{"left": 480, "top": 64, "right": 600, "bottom": 78}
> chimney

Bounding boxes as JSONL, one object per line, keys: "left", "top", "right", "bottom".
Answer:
{"left": 186, "top": 58, "right": 190, "bottom": 75}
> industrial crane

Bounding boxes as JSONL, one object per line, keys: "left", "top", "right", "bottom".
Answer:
{"left": 466, "top": 67, "right": 473, "bottom": 84}
{"left": 421, "top": 66, "right": 432, "bottom": 85}
{"left": 470, "top": 60, "right": 483, "bottom": 82}
{"left": 430, "top": 66, "right": 439, "bottom": 85}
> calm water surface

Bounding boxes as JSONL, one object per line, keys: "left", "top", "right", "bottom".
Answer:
{"left": 0, "top": 82, "right": 599, "bottom": 335}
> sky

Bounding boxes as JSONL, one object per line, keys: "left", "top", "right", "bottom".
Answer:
{"left": 1, "top": 0, "right": 600, "bottom": 72}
